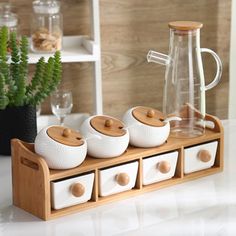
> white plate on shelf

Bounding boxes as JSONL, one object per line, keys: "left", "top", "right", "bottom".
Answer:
{"left": 37, "top": 113, "right": 89, "bottom": 132}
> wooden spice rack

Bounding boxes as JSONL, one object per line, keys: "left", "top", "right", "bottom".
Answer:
{"left": 11, "top": 114, "right": 224, "bottom": 220}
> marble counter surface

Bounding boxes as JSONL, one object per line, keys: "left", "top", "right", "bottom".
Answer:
{"left": 0, "top": 120, "right": 236, "bottom": 236}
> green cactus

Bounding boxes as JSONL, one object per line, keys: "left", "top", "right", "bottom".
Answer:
{"left": 0, "top": 26, "right": 62, "bottom": 109}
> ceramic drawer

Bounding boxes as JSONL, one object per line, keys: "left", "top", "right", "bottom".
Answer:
{"left": 184, "top": 141, "right": 218, "bottom": 174}
{"left": 51, "top": 172, "right": 94, "bottom": 210}
{"left": 99, "top": 161, "right": 139, "bottom": 197}
{"left": 143, "top": 151, "right": 178, "bottom": 185}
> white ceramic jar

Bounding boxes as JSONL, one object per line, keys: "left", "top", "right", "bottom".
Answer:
{"left": 123, "top": 106, "right": 181, "bottom": 148}
{"left": 35, "top": 126, "right": 87, "bottom": 169}
{"left": 80, "top": 115, "right": 129, "bottom": 158}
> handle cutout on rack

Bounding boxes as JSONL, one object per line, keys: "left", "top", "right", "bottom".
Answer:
{"left": 21, "top": 157, "right": 39, "bottom": 170}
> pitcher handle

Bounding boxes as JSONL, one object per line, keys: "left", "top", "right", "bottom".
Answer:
{"left": 200, "top": 48, "right": 222, "bottom": 91}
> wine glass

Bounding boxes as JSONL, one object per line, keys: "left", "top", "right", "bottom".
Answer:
{"left": 51, "top": 90, "right": 73, "bottom": 126}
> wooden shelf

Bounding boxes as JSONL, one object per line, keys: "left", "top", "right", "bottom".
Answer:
{"left": 28, "top": 36, "right": 100, "bottom": 64}
{"left": 11, "top": 114, "right": 224, "bottom": 220}
{"left": 183, "top": 166, "right": 222, "bottom": 180}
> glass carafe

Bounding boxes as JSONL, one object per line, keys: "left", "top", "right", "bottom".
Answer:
{"left": 147, "top": 21, "right": 222, "bottom": 138}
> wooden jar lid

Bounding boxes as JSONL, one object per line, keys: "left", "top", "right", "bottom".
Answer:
{"left": 47, "top": 126, "right": 84, "bottom": 146}
{"left": 90, "top": 116, "right": 126, "bottom": 137}
{"left": 168, "top": 21, "right": 203, "bottom": 31}
{"left": 132, "top": 106, "right": 165, "bottom": 127}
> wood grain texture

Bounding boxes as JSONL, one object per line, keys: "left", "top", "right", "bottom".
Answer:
{"left": 11, "top": 0, "right": 231, "bottom": 118}
{"left": 11, "top": 139, "right": 51, "bottom": 220}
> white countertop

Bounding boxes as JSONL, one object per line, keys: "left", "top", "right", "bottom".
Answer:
{"left": 1, "top": 120, "right": 236, "bottom": 236}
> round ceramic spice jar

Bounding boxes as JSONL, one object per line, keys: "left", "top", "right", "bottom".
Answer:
{"left": 35, "top": 126, "right": 87, "bottom": 169}
{"left": 123, "top": 106, "right": 181, "bottom": 148}
{"left": 80, "top": 115, "right": 129, "bottom": 158}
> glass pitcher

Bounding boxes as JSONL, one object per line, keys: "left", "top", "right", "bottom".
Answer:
{"left": 147, "top": 21, "right": 222, "bottom": 138}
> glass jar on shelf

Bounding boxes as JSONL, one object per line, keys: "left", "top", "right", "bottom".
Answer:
{"left": 31, "top": 0, "right": 63, "bottom": 53}
{"left": 0, "top": 2, "right": 18, "bottom": 43}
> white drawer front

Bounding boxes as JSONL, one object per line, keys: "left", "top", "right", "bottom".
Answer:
{"left": 51, "top": 173, "right": 94, "bottom": 210}
{"left": 143, "top": 151, "right": 178, "bottom": 185}
{"left": 99, "top": 161, "right": 139, "bottom": 197}
{"left": 184, "top": 141, "right": 218, "bottom": 174}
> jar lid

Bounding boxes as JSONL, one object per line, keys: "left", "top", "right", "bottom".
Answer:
{"left": 132, "top": 106, "right": 165, "bottom": 127}
{"left": 168, "top": 21, "right": 203, "bottom": 31}
{"left": 33, "top": 0, "right": 60, "bottom": 14}
{"left": 47, "top": 126, "right": 84, "bottom": 147}
{"left": 90, "top": 116, "right": 126, "bottom": 137}
{"left": 0, "top": 3, "right": 18, "bottom": 27}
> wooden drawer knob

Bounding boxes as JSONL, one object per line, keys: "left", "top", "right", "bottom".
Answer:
{"left": 157, "top": 161, "right": 171, "bottom": 174}
{"left": 71, "top": 183, "right": 85, "bottom": 197}
{"left": 198, "top": 150, "right": 211, "bottom": 162}
{"left": 116, "top": 173, "right": 130, "bottom": 186}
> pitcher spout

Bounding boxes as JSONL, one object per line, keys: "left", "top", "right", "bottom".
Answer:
{"left": 147, "top": 50, "right": 170, "bottom": 66}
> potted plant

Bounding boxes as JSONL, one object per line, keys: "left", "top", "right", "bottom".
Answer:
{"left": 0, "top": 26, "right": 62, "bottom": 155}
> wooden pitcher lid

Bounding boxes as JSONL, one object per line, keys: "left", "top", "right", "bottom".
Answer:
{"left": 132, "top": 106, "right": 165, "bottom": 127}
{"left": 168, "top": 21, "right": 203, "bottom": 31}
{"left": 90, "top": 116, "right": 126, "bottom": 137}
{"left": 47, "top": 126, "right": 84, "bottom": 146}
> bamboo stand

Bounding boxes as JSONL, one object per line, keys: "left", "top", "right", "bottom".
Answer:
{"left": 11, "top": 114, "right": 224, "bottom": 220}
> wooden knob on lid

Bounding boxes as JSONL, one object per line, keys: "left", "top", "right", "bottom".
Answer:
{"left": 116, "top": 173, "right": 130, "bottom": 186}
{"left": 157, "top": 161, "right": 171, "bottom": 174}
{"left": 105, "top": 119, "right": 113, "bottom": 127}
{"left": 198, "top": 150, "right": 211, "bottom": 162}
{"left": 147, "top": 109, "right": 155, "bottom": 118}
{"left": 132, "top": 106, "right": 165, "bottom": 127}
{"left": 71, "top": 183, "right": 85, "bottom": 197}
{"left": 62, "top": 128, "right": 71, "bottom": 137}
